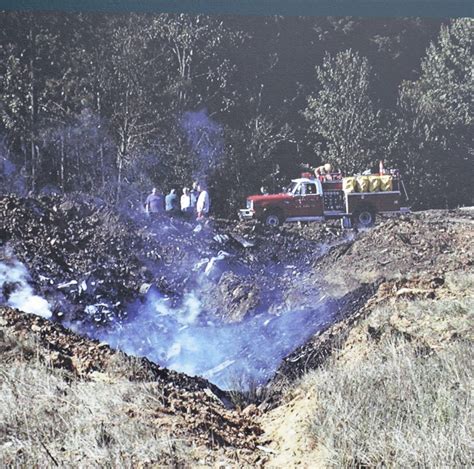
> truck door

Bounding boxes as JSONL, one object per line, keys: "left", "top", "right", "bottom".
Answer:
{"left": 299, "top": 182, "right": 323, "bottom": 217}
{"left": 288, "top": 182, "right": 306, "bottom": 216}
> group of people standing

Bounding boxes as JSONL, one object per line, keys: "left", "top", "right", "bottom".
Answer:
{"left": 145, "top": 182, "right": 210, "bottom": 221}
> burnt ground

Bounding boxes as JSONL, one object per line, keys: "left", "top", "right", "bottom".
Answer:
{"left": 1, "top": 194, "right": 473, "bottom": 465}
{"left": 0, "top": 194, "right": 343, "bottom": 326}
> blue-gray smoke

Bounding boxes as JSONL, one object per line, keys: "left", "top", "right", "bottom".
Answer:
{"left": 0, "top": 255, "right": 52, "bottom": 319}
{"left": 72, "top": 288, "right": 332, "bottom": 390}
{"left": 1, "top": 246, "right": 337, "bottom": 390}
{"left": 181, "top": 108, "right": 223, "bottom": 183}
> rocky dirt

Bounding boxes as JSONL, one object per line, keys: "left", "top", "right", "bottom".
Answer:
{"left": 283, "top": 210, "right": 472, "bottom": 306}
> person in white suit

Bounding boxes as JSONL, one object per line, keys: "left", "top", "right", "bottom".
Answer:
{"left": 196, "top": 183, "right": 210, "bottom": 220}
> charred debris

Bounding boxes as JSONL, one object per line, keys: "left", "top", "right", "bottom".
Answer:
{"left": 2, "top": 193, "right": 472, "bottom": 395}
{"left": 0, "top": 193, "right": 343, "bottom": 327}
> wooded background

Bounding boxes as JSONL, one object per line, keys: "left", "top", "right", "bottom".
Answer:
{"left": 0, "top": 14, "right": 472, "bottom": 215}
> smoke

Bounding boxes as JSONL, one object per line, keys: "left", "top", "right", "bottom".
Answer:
{"left": 0, "top": 251, "right": 335, "bottom": 390}
{"left": 181, "top": 109, "right": 223, "bottom": 183}
{"left": 0, "top": 251, "right": 333, "bottom": 389}
{"left": 72, "top": 287, "right": 332, "bottom": 390}
{"left": 0, "top": 222, "right": 341, "bottom": 390}
{"left": 0, "top": 256, "right": 52, "bottom": 319}
{"left": 0, "top": 137, "right": 27, "bottom": 196}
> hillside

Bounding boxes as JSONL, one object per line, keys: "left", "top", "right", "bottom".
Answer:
{"left": 1, "top": 196, "right": 473, "bottom": 466}
{"left": 263, "top": 262, "right": 473, "bottom": 467}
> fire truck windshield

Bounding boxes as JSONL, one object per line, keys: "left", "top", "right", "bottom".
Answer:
{"left": 287, "top": 182, "right": 302, "bottom": 195}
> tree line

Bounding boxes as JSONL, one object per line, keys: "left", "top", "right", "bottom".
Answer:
{"left": 0, "top": 13, "right": 472, "bottom": 215}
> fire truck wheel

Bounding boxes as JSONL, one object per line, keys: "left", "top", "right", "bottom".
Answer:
{"left": 264, "top": 211, "right": 282, "bottom": 227}
{"left": 353, "top": 208, "right": 375, "bottom": 228}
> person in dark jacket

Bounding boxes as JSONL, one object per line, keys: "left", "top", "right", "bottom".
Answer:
{"left": 145, "top": 187, "right": 164, "bottom": 219}
{"left": 165, "top": 189, "right": 178, "bottom": 214}
{"left": 189, "top": 181, "right": 199, "bottom": 210}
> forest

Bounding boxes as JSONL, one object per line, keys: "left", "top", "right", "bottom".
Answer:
{"left": 0, "top": 13, "right": 472, "bottom": 216}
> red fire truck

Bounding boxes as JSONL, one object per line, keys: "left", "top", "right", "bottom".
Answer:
{"left": 239, "top": 170, "right": 410, "bottom": 228}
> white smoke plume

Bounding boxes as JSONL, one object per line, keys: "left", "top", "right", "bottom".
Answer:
{"left": 0, "top": 255, "right": 52, "bottom": 319}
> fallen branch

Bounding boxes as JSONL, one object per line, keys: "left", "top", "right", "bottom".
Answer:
{"left": 39, "top": 439, "right": 59, "bottom": 467}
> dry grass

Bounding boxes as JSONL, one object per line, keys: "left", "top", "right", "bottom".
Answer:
{"left": 0, "top": 333, "right": 196, "bottom": 467}
{"left": 300, "top": 324, "right": 473, "bottom": 467}
{"left": 299, "top": 271, "right": 474, "bottom": 467}
{"left": 367, "top": 296, "right": 474, "bottom": 349}
{"left": 445, "top": 271, "right": 474, "bottom": 296}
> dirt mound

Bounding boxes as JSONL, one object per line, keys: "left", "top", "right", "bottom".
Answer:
{"left": 277, "top": 210, "right": 473, "bottom": 313}
{"left": 316, "top": 210, "right": 473, "bottom": 292}
{"left": 265, "top": 209, "right": 473, "bottom": 391}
